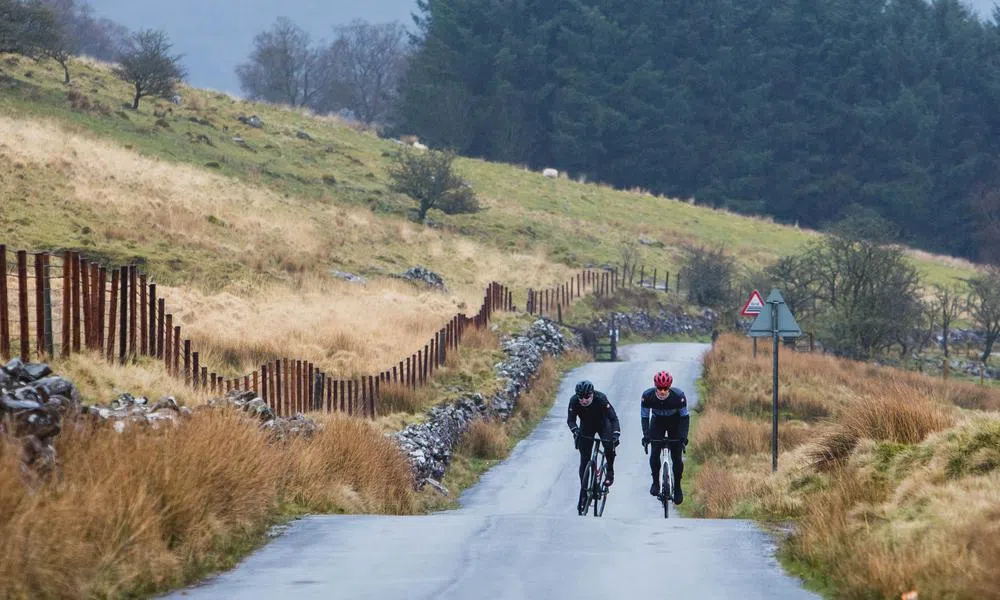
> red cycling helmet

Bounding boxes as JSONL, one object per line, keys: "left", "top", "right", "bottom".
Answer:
{"left": 653, "top": 371, "right": 673, "bottom": 390}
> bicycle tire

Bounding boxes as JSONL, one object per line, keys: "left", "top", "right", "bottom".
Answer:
{"left": 579, "top": 462, "right": 593, "bottom": 515}
{"left": 662, "top": 459, "right": 671, "bottom": 519}
{"left": 595, "top": 456, "right": 608, "bottom": 517}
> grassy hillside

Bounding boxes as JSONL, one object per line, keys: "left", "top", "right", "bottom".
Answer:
{"left": 691, "top": 335, "right": 1000, "bottom": 599}
{"left": 0, "top": 53, "right": 982, "bottom": 387}
{"left": 0, "top": 55, "right": 978, "bottom": 287}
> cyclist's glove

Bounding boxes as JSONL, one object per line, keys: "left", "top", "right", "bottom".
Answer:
{"left": 612, "top": 431, "right": 621, "bottom": 447}
{"left": 571, "top": 427, "right": 580, "bottom": 448}
{"left": 641, "top": 436, "right": 649, "bottom": 453}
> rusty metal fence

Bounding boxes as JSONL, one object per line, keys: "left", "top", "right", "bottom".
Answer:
{"left": 1, "top": 244, "right": 607, "bottom": 419}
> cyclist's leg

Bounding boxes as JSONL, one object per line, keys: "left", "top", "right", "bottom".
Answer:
{"left": 666, "top": 418, "right": 685, "bottom": 503}
{"left": 648, "top": 441, "right": 664, "bottom": 495}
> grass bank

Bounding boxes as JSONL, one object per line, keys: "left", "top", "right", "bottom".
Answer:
{"left": 0, "top": 409, "right": 415, "bottom": 600}
{"left": 689, "top": 334, "right": 1000, "bottom": 599}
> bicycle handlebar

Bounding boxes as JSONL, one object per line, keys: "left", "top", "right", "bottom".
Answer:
{"left": 643, "top": 437, "right": 685, "bottom": 455}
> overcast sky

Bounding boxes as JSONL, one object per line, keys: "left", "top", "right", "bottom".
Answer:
{"left": 86, "top": 0, "right": 418, "bottom": 95}
{"left": 87, "top": 0, "right": 996, "bottom": 97}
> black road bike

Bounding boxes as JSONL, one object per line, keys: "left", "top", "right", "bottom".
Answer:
{"left": 576, "top": 434, "right": 613, "bottom": 517}
{"left": 644, "top": 437, "right": 684, "bottom": 518}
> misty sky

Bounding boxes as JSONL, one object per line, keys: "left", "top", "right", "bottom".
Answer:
{"left": 87, "top": 0, "right": 996, "bottom": 97}
{"left": 86, "top": 0, "right": 418, "bottom": 95}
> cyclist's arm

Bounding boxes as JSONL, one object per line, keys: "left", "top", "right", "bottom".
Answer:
{"left": 566, "top": 398, "right": 578, "bottom": 431}
{"left": 640, "top": 405, "right": 650, "bottom": 438}
{"left": 604, "top": 398, "right": 621, "bottom": 435}
{"left": 676, "top": 391, "right": 690, "bottom": 442}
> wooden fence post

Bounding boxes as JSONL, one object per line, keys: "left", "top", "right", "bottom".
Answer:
{"left": 157, "top": 298, "right": 165, "bottom": 360}
{"left": 34, "top": 253, "right": 46, "bottom": 357}
{"left": 43, "top": 255, "right": 54, "bottom": 357}
{"left": 106, "top": 270, "right": 118, "bottom": 360}
{"left": 16, "top": 251, "right": 29, "bottom": 361}
{"left": 148, "top": 283, "right": 157, "bottom": 358}
{"left": 118, "top": 266, "right": 128, "bottom": 364}
{"left": 192, "top": 352, "right": 200, "bottom": 389}
{"left": 140, "top": 274, "right": 147, "bottom": 355}
{"left": 274, "top": 359, "right": 282, "bottom": 416}
{"left": 0, "top": 246, "right": 8, "bottom": 360}
{"left": 129, "top": 266, "right": 137, "bottom": 358}
{"left": 260, "top": 365, "right": 268, "bottom": 406}
{"left": 70, "top": 252, "right": 80, "bottom": 353}
{"left": 164, "top": 314, "right": 173, "bottom": 375}
{"left": 184, "top": 340, "right": 191, "bottom": 385}
{"left": 173, "top": 326, "right": 180, "bottom": 375}
{"left": 81, "top": 258, "right": 92, "bottom": 350}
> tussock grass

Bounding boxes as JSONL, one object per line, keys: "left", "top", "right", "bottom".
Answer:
{"left": 692, "top": 409, "right": 814, "bottom": 459}
{"left": 694, "top": 334, "right": 1000, "bottom": 598}
{"left": 0, "top": 410, "right": 414, "bottom": 599}
{"left": 458, "top": 418, "right": 509, "bottom": 460}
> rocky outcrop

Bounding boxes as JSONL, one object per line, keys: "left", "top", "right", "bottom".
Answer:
{"left": 393, "top": 266, "right": 446, "bottom": 291}
{"left": 393, "top": 319, "right": 574, "bottom": 492}
{"left": 0, "top": 359, "right": 81, "bottom": 479}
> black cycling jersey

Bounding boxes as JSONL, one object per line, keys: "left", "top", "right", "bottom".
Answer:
{"left": 567, "top": 390, "right": 621, "bottom": 435}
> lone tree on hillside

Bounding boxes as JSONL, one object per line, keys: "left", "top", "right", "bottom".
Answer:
{"left": 387, "top": 147, "right": 479, "bottom": 222}
{"left": 113, "top": 28, "right": 185, "bottom": 109}
{"left": 680, "top": 244, "right": 736, "bottom": 309}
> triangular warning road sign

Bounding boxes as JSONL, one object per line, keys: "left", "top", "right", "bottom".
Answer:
{"left": 741, "top": 290, "right": 765, "bottom": 316}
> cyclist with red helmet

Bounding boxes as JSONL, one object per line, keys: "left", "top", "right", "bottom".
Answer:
{"left": 641, "top": 370, "right": 690, "bottom": 504}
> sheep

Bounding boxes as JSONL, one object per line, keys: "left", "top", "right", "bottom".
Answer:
{"left": 542, "top": 168, "right": 558, "bottom": 179}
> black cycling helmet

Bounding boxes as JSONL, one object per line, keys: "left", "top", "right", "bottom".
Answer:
{"left": 575, "top": 380, "right": 594, "bottom": 397}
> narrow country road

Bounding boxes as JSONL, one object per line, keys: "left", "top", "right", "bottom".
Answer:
{"left": 164, "top": 343, "right": 819, "bottom": 600}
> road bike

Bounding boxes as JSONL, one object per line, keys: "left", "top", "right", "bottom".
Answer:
{"left": 576, "top": 434, "right": 612, "bottom": 517}
{"left": 644, "top": 437, "right": 684, "bottom": 518}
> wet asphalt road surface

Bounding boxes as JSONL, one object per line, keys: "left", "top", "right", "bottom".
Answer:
{"left": 164, "top": 343, "right": 819, "bottom": 600}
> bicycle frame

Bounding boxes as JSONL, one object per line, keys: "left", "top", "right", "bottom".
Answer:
{"left": 576, "top": 434, "right": 611, "bottom": 517}
{"left": 645, "top": 437, "right": 684, "bottom": 518}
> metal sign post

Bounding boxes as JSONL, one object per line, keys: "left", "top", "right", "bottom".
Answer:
{"left": 748, "top": 289, "right": 802, "bottom": 472}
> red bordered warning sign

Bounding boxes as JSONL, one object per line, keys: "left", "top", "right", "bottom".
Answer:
{"left": 741, "top": 290, "right": 765, "bottom": 317}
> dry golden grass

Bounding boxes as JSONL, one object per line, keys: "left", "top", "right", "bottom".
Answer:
{"left": 0, "top": 409, "right": 414, "bottom": 599}
{"left": 692, "top": 409, "right": 814, "bottom": 459}
{"left": 458, "top": 418, "right": 509, "bottom": 460}
{"left": 694, "top": 334, "right": 1000, "bottom": 598}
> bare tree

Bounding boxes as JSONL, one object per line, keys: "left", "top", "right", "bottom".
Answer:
{"left": 0, "top": 0, "right": 59, "bottom": 58}
{"left": 235, "top": 17, "right": 321, "bottom": 108}
{"left": 37, "top": 0, "right": 128, "bottom": 81}
{"left": 320, "top": 20, "right": 407, "bottom": 124}
{"left": 113, "top": 29, "right": 186, "bottom": 109}
{"left": 967, "top": 269, "right": 1000, "bottom": 364}
{"left": 932, "top": 283, "right": 966, "bottom": 358}
{"left": 618, "top": 240, "right": 640, "bottom": 284}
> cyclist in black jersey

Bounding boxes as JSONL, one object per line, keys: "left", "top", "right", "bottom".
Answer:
{"left": 567, "top": 380, "right": 621, "bottom": 489}
{"left": 640, "top": 370, "right": 690, "bottom": 504}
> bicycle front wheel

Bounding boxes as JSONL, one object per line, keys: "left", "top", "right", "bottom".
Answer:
{"left": 579, "top": 462, "right": 593, "bottom": 515}
{"left": 662, "top": 460, "right": 672, "bottom": 519}
{"left": 595, "top": 458, "right": 608, "bottom": 517}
